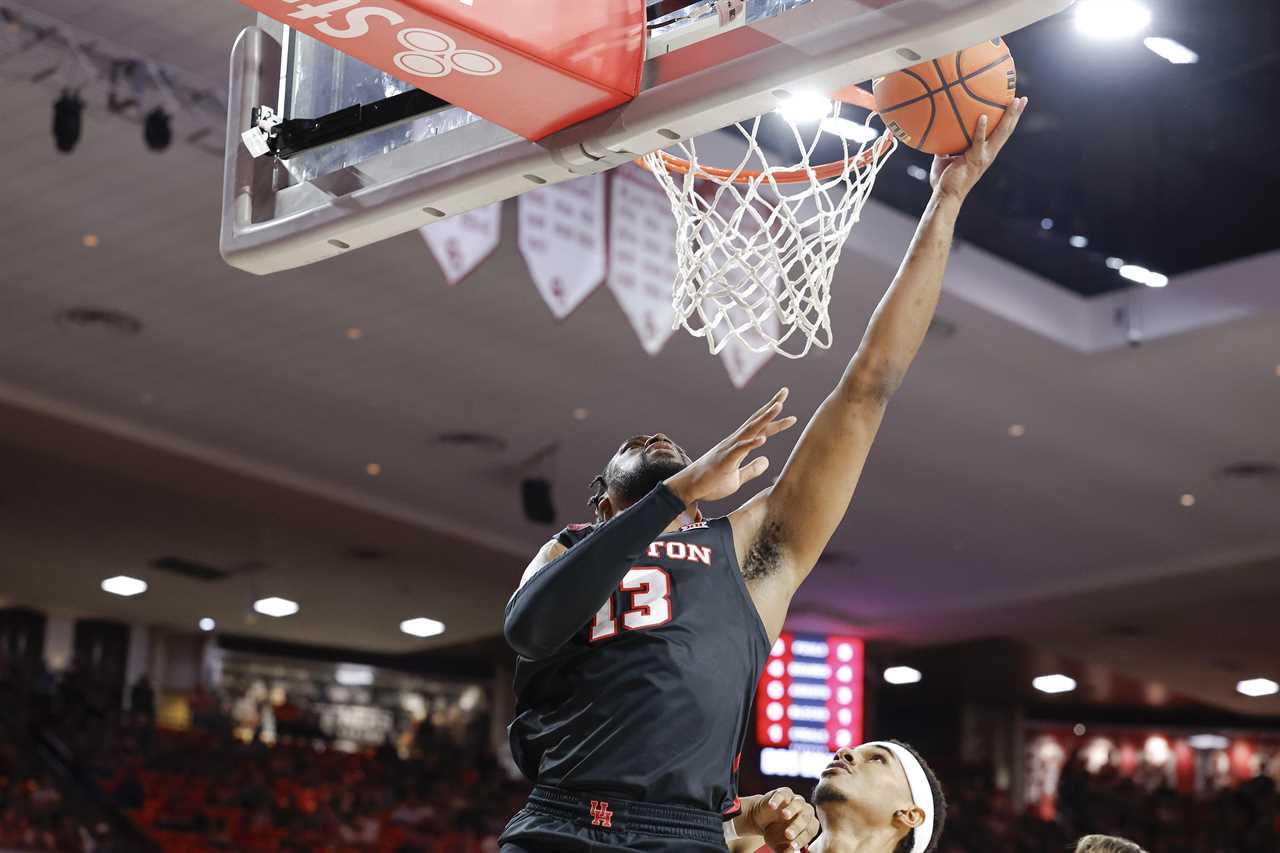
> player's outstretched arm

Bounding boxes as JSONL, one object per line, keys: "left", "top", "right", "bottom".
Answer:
{"left": 729, "top": 99, "right": 1028, "bottom": 637}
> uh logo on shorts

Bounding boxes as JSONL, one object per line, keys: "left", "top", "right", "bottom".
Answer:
{"left": 590, "top": 800, "right": 614, "bottom": 829}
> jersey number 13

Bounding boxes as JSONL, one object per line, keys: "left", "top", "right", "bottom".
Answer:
{"left": 589, "top": 567, "right": 671, "bottom": 641}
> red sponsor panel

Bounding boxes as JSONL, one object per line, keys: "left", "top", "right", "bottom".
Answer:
{"left": 825, "top": 635, "right": 864, "bottom": 751}
{"left": 756, "top": 632, "right": 793, "bottom": 748}
{"left": 239, "top": 0, "right": 645, "bottom": 140}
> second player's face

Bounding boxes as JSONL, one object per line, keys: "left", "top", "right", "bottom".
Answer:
{"left": 812, "top": 744, "right": 916, "bottom": 825}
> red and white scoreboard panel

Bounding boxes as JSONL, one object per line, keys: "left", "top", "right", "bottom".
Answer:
{"left": 755, "top": 632, "right": 864, "bottom": 778}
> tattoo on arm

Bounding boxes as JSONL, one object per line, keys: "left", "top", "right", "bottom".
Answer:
{"left": 742, "top": 520, "right": 784, "bottom": 582}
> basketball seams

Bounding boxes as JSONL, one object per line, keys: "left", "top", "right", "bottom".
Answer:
{"left": 877, "top": 51, "right": 1012, "bottom": 115}
{"left": 931, "top": 59, "right": 971, "bottom": 148}
{"left": 898, "top": 68, "right": 938, "bottom": 147}
{"left": 955, "top": 52, "right": 1013, "bottom": 112}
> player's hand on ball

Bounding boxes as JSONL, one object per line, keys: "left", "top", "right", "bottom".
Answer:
{"left": 748, "top": 787, "right": 820, "bottom": 852}
{"left": 930, "top": 96, "right": 1028, "bottom": 201}
{"left": 665, "top": 387, "right": 796, "bottom": 505}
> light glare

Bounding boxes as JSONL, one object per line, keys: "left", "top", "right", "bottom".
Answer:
{"left": 1237, "top": 678, "right": 1279, "bottom": 697}
{"left": 884, "top": 666, "right": 922, "bottom": 685}
{"left": 1075, "top": 0, "right": 1152, "bottom": 39}
{"left": 778, "top": 92, "right": 833, "bottom": 124}
{"left": 102, "top": 576, "right": 147, "bottom": 597}
{"left": 254, "top": 597, "right": 299, "bottom": 618}
{"left": 1144, "top": 37, "right": 1198, "bottom": 64}
{"left": 400, "top": 617, "right": 446, "bottom": 638}
{"left": 1033, "top": 674, "right": 1078, "bottom": 694}
{"left": 820, "top": 116, "right": 878, "bottom": 143}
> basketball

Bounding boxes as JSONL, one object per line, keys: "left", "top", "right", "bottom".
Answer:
{"left": 873, "top": 37, "right": 1017, "bottom": 156}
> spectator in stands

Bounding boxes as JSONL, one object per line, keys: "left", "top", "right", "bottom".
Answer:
{"left": 129, "top": 676, "right": 156, "bottom": 722}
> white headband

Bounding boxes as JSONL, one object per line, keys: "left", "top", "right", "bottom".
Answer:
{"left": 865, "top": 741, "right": 935, "bottom": 853}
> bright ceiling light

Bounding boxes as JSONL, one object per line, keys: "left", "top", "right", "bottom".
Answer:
{"left": 821, "top": 116, "right": 878, "bottom": 143}
{"left": 906, "top": 164, "right": 929, "bottom": 182}
{"left": 335, "top": 664, "right": 374, "bottom": 686}
{"left": 1188, "top": 734, "right": 1229, "bottom": 750}
{"left": 1033, "top": 674, "right": 1077, "bottom": 694}
{"left": 1075, "top": 0, "right": 1151, "bottom": 39}
{"left": 102, "top": 576, "right": 147, "bottom": 597}
{"left": 400, "top": 617, "right": 446, "bottom": 638}
{"left": 778, "top": 92, "right": 833, "bottom": 124}
{"left": 1180, "top": 493, "right": 1196, "bottom": 507}
{"left": 884, "top": 666, "right": 922, "bottom": 685}
{"left": 254, "top": 596, "right": 299, "bottom": 618}
{"left": 1106, "top": 257, "right": 1125, "bottom": 270}
{"left": 198, "top": 617, "right": 216, "bottom": 632}
{"left": 1119, "top": 264, "right": 1168, "bottom": 288}
{"left": 1237, "top": 678, "right": 1279, "bottom": 698}
{"left": 1144, "top": 37, "right": 1198, "bottom": 64}
{"left": 1070, "top": 235, "right": 1089, "bottom": 248}
{"left": 1040, "top": 218, "right": 1054, "bottom": 230}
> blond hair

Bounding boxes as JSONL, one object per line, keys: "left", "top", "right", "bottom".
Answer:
{"left": 1076, "top": 835, "right": 1147, "bottom": 853}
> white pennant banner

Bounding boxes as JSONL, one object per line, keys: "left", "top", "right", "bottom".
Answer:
{"left": 419, "top": 203, "right": 501, "bottom": 286}
{"left": 519, "top": 174, "right": 607, "bottom": 319}
{"left": 607, "top": 164, "right": 678, "bottom": 355}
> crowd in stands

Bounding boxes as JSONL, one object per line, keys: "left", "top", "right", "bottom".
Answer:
{"left": 3, "top": 649, "right": 1278, "bottom": 853}
{"left": 937, "top": 756, "right": 1279, "bottom": 853}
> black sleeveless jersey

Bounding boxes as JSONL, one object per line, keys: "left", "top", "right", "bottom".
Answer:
{"left": 508, "top": 516, "right": 769, "bottom": 814}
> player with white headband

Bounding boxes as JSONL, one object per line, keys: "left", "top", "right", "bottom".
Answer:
{"left": 730, "top": 741, "right": 946, "bottom": 853}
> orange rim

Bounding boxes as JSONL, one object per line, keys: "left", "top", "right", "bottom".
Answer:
{"left": 640, "top": 84, "right": 893, "bottom": 185}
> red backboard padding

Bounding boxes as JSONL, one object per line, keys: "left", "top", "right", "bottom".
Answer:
{"left": 240, "top": 0, "right": 646, "bottom": 140}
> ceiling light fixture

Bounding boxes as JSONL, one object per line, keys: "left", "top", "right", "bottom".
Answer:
{"left": 1236, "top": 678, "right": 1279, "bottom": 698}
{"left": 906, "top": 164, "right": 929, "bottom": 182}
{"left": 253, "top": 597, "right": 299, "bottom": 618}
{"left": 198, "top": 617, "right": 216, "bottom": 632}
{"left": 821, "top": 116, "right": 878, "bottom": 143}
{"left": 777, "top": 92, "right": 834, "bottom": 124}
{"left": 1119, "top": 264, "right": 1168, "bottom": 288}
{"left": 101, "top": 576, "right": 147, "bottom": 597}
{"left": 1033, "top": 674, "right": 1077, "bottom": 694}
{"left": 1144, "top": 37, "right": 1198, "bottom": 64}
{"left": 1180, "top": 493, "right": 1195, "bottom": 507}
{"left": 401, "top": 617, "right": 446, "bottom": 638}
{"left": 884, "top": 666, "right": 922, "bottom": 685}
{"left": 1075, "top": 0, "right": 1152, "bottom": 39}
{"left": 1069, "top": 235, "right": 1089, "bottom": 248}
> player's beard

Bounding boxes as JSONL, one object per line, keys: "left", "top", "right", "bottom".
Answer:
{"left": 611, "top": 456, "right": 687, "bottom": 508}
{"left": 812, "top": 779, "right": 849, "bottom": 806}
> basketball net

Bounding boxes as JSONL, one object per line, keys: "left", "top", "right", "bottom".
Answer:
{"left": 644, "top": 100, "right": 897, "bottom": 359}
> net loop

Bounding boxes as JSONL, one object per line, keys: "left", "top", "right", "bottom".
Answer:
{"left": 643, "top": 99, "right": 898, "bottom": 359}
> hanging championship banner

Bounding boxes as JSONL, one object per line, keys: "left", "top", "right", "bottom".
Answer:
{"left": 519, "top": 174, "right": 607, "bottom": 319}
{"left": 420, "top": 203, "right": 501, "bottom": 285}
{"left": 607, "top": 164, "right": 678, "bottom": 355}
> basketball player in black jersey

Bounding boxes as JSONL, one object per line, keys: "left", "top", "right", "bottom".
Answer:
{"left": 501, "top": 100, "right": 1028, "bottom": 853}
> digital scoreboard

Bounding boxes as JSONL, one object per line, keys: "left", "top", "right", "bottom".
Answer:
{"left": 755, "top": 632, "right": 864, "bottom": 778}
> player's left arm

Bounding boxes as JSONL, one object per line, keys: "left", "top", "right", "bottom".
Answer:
{"left": 729, "top": 100, "right": 1028, "bottom": 639}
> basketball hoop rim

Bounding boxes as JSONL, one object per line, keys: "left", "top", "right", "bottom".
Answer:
{"left": 640, "top": 84, "right": 894, "bottom": 185}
